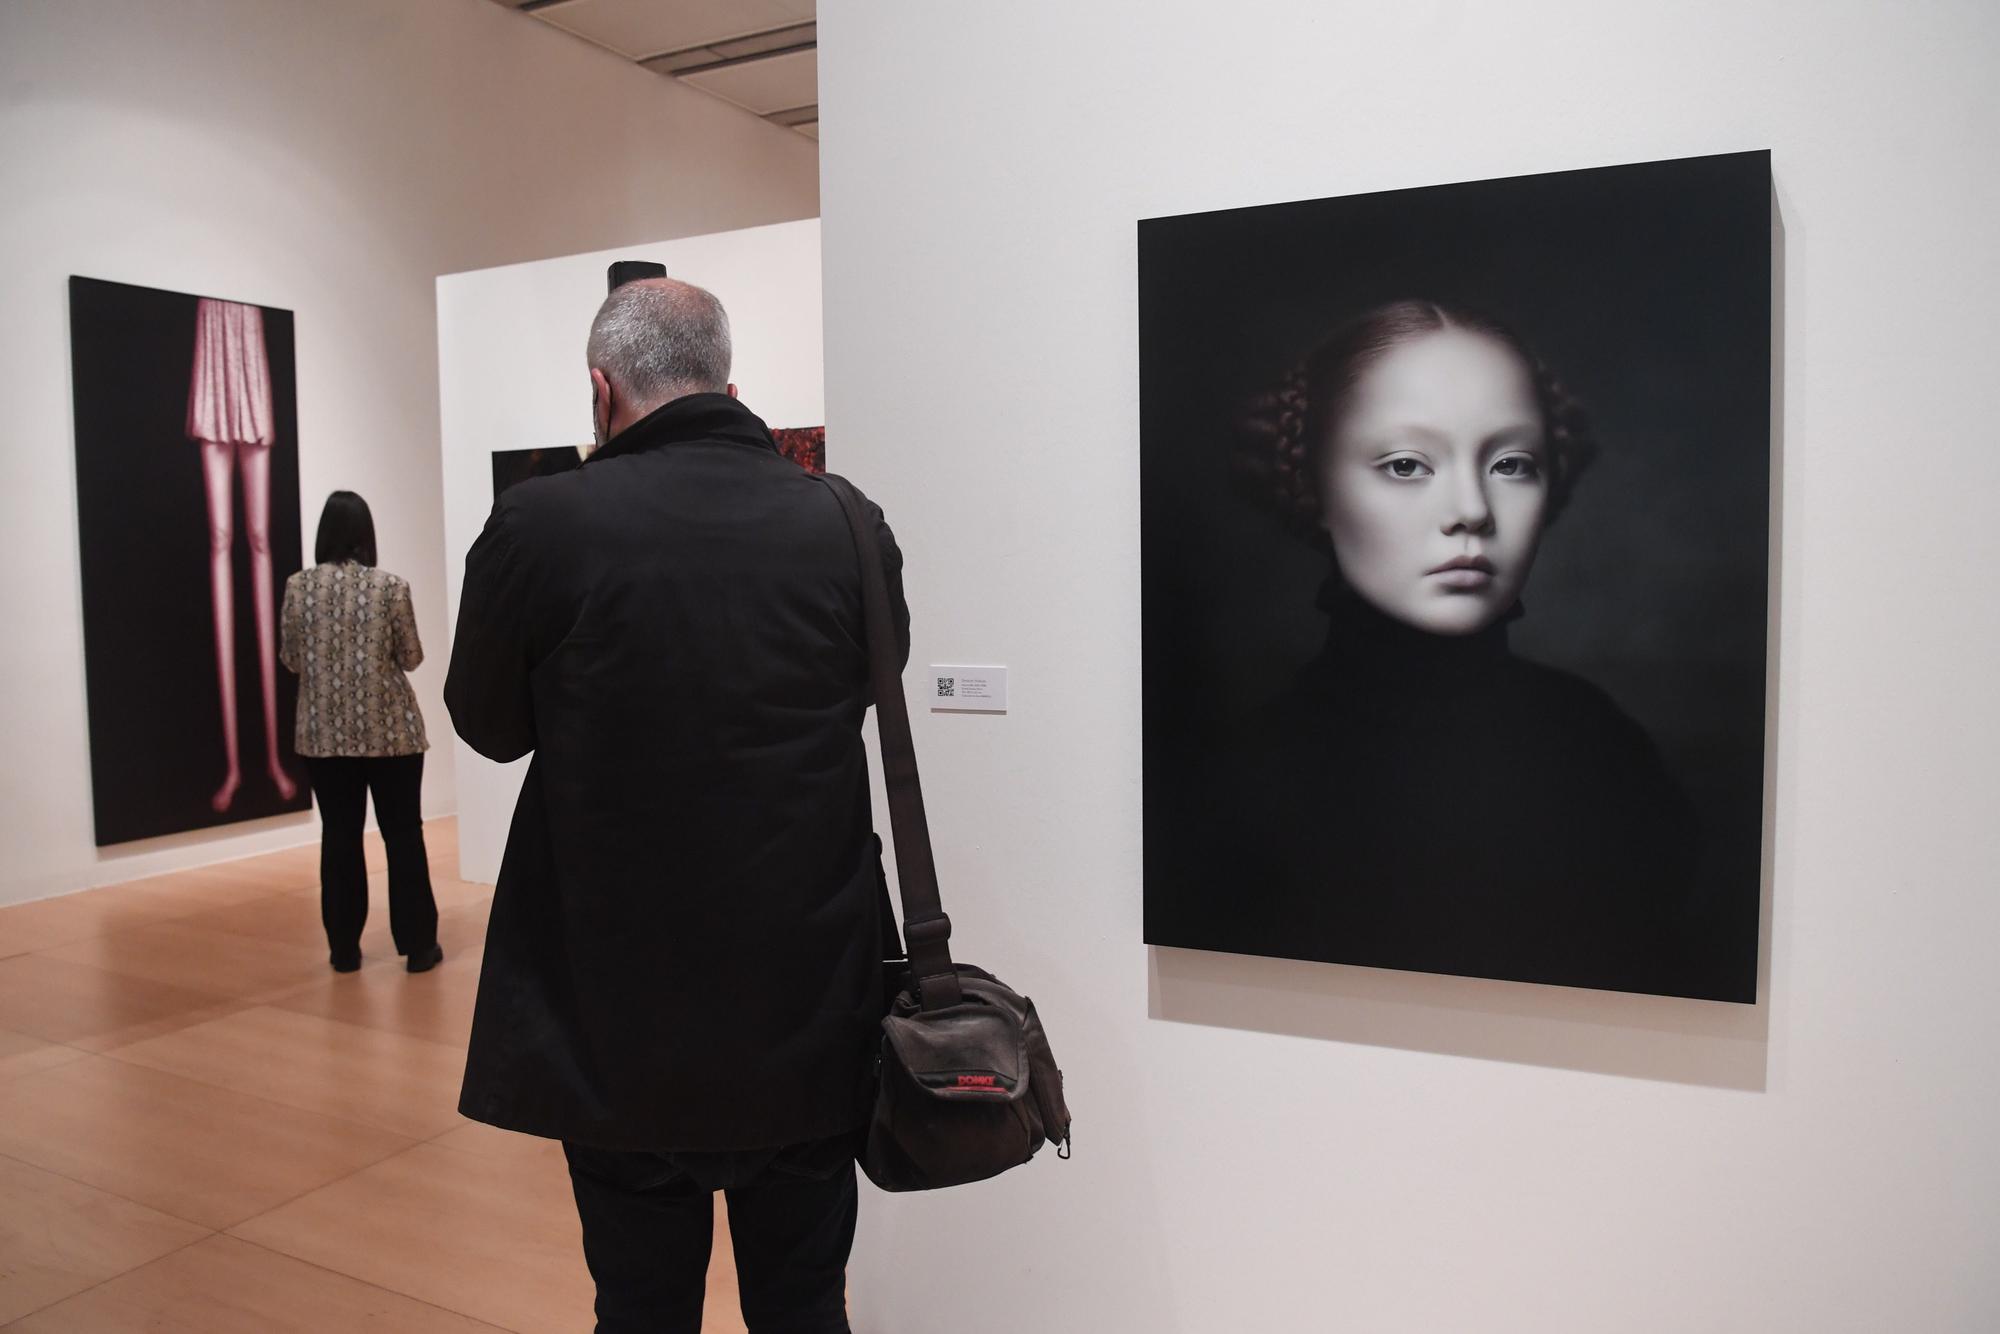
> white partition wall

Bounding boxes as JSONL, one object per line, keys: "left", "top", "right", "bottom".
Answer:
{"left": 437, "top": 220, "right": 824, "bottom": 884}
{"left": 819, "top": 3, "right": 2000, "bottom": 1331}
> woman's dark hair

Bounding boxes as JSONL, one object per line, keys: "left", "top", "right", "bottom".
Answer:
{"left": 1234, "top": 299, "right": 1598, "bottom": 547}
{"left": 314, "top": 490, "right": 377, "bottom": 566}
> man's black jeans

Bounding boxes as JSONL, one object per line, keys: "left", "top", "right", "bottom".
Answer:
{"left": 563, "top": 1133, "right": 859, "bottom": 1334}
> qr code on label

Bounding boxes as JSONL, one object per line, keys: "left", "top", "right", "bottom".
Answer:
{"left": 936, "top": 677, "right": 955, "bottom": 698}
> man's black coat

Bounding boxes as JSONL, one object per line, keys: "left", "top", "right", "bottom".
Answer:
{"left": 446, "top": 392, "right": 909, "bottom": 1151}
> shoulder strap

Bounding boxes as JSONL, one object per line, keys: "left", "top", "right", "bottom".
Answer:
{"left": 818, "top": 474, "right": 963, "bottom": 1011}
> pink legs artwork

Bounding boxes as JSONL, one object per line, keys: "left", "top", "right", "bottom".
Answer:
{"left": 187, "top": 298, "right": 296, "bottom": 811}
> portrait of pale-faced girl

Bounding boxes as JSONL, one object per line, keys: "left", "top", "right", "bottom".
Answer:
{"left": 1140, "top": 153, "right": 1771, "bottom": 1002}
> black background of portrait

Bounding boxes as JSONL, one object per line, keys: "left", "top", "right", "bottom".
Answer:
{"left": 70, "top": 277, "right": 309, "bottom": 846}
{"left": 1139, "top": 151, "right": 1770, "bottom": 1002}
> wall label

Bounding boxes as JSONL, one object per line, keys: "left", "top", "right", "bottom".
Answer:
{"left": 929, "top": 664, "right": 1007, "bottom": 712}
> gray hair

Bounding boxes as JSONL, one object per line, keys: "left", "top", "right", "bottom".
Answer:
{"left": 586, "top": 278, "right": 733, "bottom": 412}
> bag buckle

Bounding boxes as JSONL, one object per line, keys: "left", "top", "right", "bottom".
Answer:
{"left": 904, "top": 912, "right": 952, "bottom": 946}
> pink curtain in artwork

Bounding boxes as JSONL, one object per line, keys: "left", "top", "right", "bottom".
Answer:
{"left": 186, "top": 297, "right": 274, "bottom": 447}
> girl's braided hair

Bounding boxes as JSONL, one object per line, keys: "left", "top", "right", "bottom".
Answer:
{"left": 1232, "top": 300, "right": 1597, "bottom": 548}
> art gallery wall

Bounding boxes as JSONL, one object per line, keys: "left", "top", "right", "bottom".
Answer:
{"left": 0, "top": 0, "right": 817, "bottom": 905}
{"left": 437, "top": 219, "right": 826, "bottom": 885}
{"left": 818, "top": 2, "right": 1999, "bottom": 1330}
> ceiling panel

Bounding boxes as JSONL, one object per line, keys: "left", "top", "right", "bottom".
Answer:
{"left": 641, "top": 21, "right": 813, "bottom": 74}
{"left": 679, "top": 47, "right": 817, "bottom": 116}
{"left": 708, "top": 22, "right": 814, "bottom": 60}
{"left": 768, "top": 103, "right": 824, "bottom": 130}
{"left": 497, "top": 0, "right": 820, "bottom": 147}
{"left": 537, "top": 0, "right": 801, "bottom": 59}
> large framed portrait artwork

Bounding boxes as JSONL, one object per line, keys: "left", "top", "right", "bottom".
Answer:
{"left": 1140, "top": 151, "right": 1771, "bottom": 1003}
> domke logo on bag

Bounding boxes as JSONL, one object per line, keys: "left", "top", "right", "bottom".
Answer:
{"left": 917, "top": 1069, "right": 1015, "bottom": 1095}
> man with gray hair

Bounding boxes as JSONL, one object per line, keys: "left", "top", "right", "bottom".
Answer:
{"left": 447, "top": 277, "right": 907, "bottom": 1334}
{"left": 583, "top": 277, "right": 735, "bottom": 444}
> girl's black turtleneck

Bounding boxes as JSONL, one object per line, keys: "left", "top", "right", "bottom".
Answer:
{"left": 1165, "top": 585, "right": 1699, "bottom": 995}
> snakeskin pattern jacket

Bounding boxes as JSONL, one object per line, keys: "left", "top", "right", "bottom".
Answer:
{"left": 279, "top": 562, "right": 429, "bottom": 757}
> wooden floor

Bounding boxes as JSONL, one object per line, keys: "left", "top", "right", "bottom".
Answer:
{"left": 0, "top": 820, "right": 748, "bottom": 1332}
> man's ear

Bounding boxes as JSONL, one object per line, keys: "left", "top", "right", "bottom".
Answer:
{"left": 726, "top": 382, "right": 739, "bottom": 400}
{"left": 590, "top": 368, "right": 613, "bottom": 438}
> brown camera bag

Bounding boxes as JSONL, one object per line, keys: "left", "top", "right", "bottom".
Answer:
{"left": 820, "top": 473, "right": 1072, "bottom": 1192}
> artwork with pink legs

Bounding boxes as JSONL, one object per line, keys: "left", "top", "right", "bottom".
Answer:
{"left": 70, "top": 277, "right": 312, "bottom": 844}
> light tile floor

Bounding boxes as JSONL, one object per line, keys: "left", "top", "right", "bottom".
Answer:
{"left": 0, "top": 820, "right": 751, "bottom": 1332}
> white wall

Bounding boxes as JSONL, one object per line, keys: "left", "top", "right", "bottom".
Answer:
{"left": 438, "top": 219, "right": 825, "bottom": 885}
{"left": 0, "top": 0, "right": 817, "bottom": 904}
{"left": 819, "top": 2, "right": 1999, "bottom": 1330}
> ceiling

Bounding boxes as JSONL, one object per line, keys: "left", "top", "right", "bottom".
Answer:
{"left": 488, "top": 0, "right": 819, "bottom": 140}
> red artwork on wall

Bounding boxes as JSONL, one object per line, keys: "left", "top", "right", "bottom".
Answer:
{"left": 772, "top": 426, "right": 825, "bottom": 474}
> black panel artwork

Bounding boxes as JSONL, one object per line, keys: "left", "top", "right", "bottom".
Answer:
{"left": 492, "top": 425, "right": 824, "bottom": 503}
{"left": 69, "top": 276, "right": 311, "bottom": 845}
{"left": 1139, "top": 151, "right": 1771, "bottom": 1002}
{"left": 491, "top": 446, "right": 581, "bottom": 499}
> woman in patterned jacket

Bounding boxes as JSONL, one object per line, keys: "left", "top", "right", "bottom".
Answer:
{"left": 280, "top": 492, "right": 441, "bottom": 974}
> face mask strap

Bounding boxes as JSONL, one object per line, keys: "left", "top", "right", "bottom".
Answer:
{"left": 587, "top": 379, "right": 613, "bottom": 457}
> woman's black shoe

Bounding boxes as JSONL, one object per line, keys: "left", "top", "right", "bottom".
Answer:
{"left": 406, "top": 943, "right": 444, "bottom": 974}
{"left": 330, "top": 950, "right": 363, "bottom": 973}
